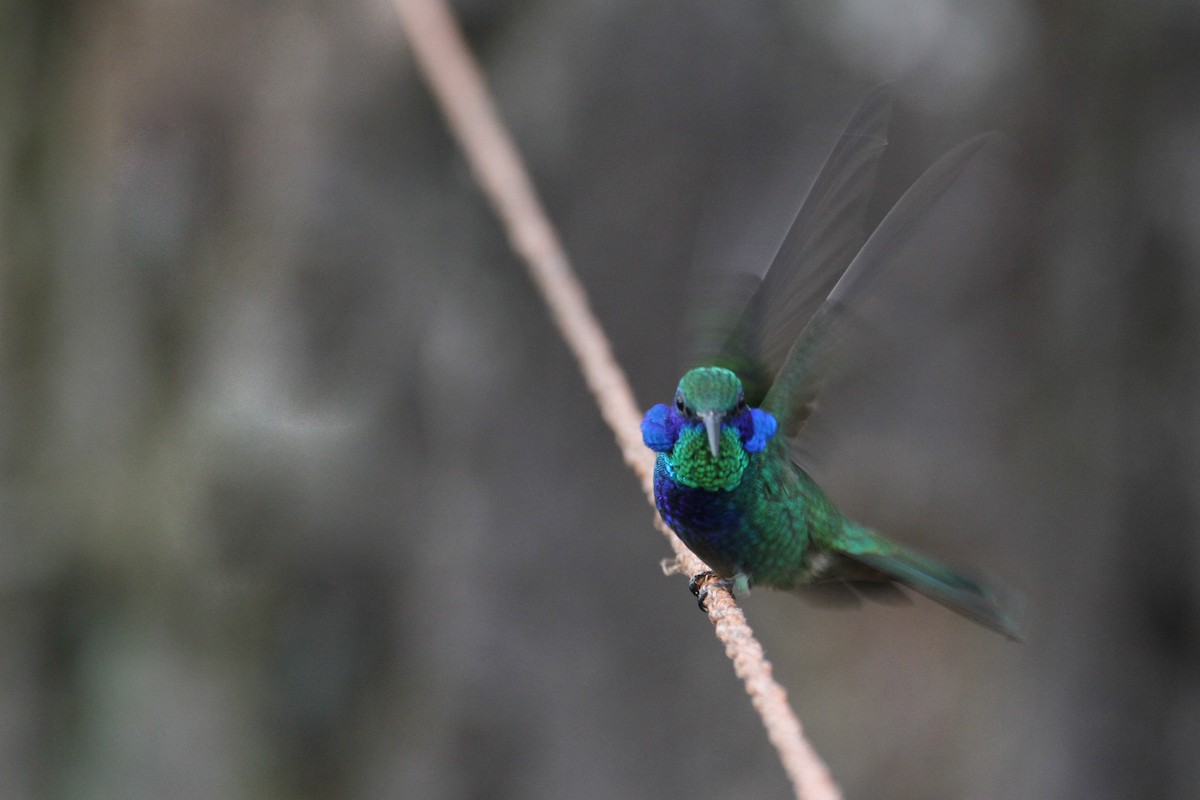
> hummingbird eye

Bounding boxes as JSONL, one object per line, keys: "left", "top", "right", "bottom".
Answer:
{"left": 674, "top": 395, "right": 689, "bottom": 416}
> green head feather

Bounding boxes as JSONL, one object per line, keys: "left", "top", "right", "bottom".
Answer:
{"left": 675, "top": 367, "right": 745, "bottom": 415}
{"left": 667, "top": 367, "right": 751, "bottom": 490}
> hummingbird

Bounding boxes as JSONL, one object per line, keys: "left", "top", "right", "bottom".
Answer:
{"left": 641, "top": 87, "right": 1021, "bottom": 639}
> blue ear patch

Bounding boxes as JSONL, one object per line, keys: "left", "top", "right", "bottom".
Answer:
{"left": 641, "top": 404, "right": 683, "bottom": 452}
{"left": 741, "top": 408, "right": 778, "bottom": 453}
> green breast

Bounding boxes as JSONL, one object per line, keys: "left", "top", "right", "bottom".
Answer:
{"left": 668, "top": 426, "right": 748, "bottom": 491}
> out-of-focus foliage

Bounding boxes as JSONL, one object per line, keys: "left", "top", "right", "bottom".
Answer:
{"left": 2, "top": 1, "right": 1199, "bottom": 799}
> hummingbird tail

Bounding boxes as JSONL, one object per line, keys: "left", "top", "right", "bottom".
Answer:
{"left": 846, "top": 539, "right": 1024, "bottom": 641}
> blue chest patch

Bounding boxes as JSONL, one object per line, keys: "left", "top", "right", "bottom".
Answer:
{"left": 653, "top": 455, "right": 748, "bottom": 576}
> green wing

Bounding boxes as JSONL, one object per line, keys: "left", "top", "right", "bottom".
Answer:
{"left": 761, "top": 133, "right": 1000, "bottom": 436}
{"left": 705, "top": 86, "right": 893, "bottom": 406}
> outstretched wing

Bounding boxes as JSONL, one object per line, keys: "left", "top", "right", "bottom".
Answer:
{"left": 761, "top": 133, "right": 999, "bottom": 436}
{"left": 705, "top": 85, "right": 893, "bottom": 406}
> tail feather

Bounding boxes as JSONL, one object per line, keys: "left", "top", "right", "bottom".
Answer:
{"left": 845, "top": 540, "right": 1024, "bottom": 641}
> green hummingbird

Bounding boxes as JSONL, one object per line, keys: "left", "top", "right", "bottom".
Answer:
{"left": 641, "top": 88, "right": 1020, "bottom": 639}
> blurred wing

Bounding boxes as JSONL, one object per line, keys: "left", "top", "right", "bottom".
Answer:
{"left": 761, "top": 133, "right": 999, "bottom": 436}
{"left": 847, "top": 547, "right": 1024, "bottom": 640}
{"left": 706, "top": 85, "right": 893, "bottom": 405}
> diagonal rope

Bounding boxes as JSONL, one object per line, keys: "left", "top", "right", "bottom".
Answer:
{"left": 390, "top": 2, "right": 841, "bottom": 797}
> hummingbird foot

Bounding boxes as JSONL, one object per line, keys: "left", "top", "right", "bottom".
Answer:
{"left": 689, "top": 571, "right": 734, "bottom": 612}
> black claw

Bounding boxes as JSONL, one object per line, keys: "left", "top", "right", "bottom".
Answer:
{"left": 688, "top": 571, "right": 718, "bottom": 597}
{"left": 689, "top": 571, "right": 731, "bottom": 613}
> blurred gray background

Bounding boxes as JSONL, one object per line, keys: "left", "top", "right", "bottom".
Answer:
{"left": 3, "top": 0, "right": 1199, "bottom": 798}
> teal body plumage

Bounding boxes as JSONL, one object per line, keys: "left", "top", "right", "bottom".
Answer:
{"left": 642, "top": 88, "right": 1021, "bottom": 639}
{"left": 650, "top": 405, "right": 835, "bottom": 590}
{"left": 646, "top": 367, "right": 1019, "bottom": 638}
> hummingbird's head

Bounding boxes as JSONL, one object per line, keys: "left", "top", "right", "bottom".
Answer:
{"left": 674, "top": 367, "right": 746, "bottom": 458}
{"left": 641, "top": 367, "right": 778, "bottom": 463}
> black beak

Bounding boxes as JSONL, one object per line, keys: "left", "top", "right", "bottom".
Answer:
{"left": 699, "top": 411, "right": 722, "bottom": 458}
